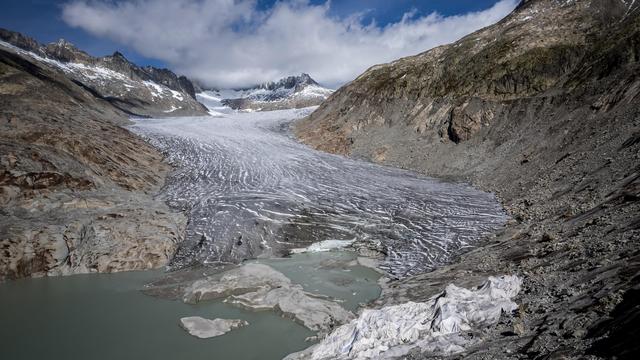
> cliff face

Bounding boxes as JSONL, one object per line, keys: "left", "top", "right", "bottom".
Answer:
{"left": 296, "top": 0, "right": 640, "bottom": 357}
{"left": 0, "top": 47, "right": 186, "bottom": 281}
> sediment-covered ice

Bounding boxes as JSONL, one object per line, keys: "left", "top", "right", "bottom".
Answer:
{"left": 130, "top": 109, "right": 508, "bottom": 278}
{"left": 182, "top": 263, "right": 353, "bottom": 332}
{"left": 285, "top": 275, "right": 522, "bottom": 360}
{"left": 179, "top": 316, "right": 248, "bottom": 339}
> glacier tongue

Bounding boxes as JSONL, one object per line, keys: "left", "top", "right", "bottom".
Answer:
{"left": 130, "top": 109, "right": 508, "bottom": 278}
{"left": 286, "top": 275, "right": 522, "bottom": 360}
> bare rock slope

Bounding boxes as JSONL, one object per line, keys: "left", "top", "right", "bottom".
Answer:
{"left": 0, "top": 44, "right": 186, "bottom": 280}
{"left": 295, "top": 0, "right": 640, "bottom": 358}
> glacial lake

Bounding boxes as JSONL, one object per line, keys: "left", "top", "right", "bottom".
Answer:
{"left": 0, "top": 251, "right": 380, "bottom": 360}
{"left": 0, "top": 106, "right": 508, "bottom": 360}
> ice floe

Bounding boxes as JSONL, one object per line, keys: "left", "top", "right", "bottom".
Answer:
{"left": 183, "top": 263, "right": 353, "bottom": 333}
{"left": 179, "top": 317, "right": 248, "bottom": 339}
{"left": 290, "top": 239, "right": 355, "bottom": 254}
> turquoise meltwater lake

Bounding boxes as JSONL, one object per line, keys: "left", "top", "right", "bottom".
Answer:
{"left": 0, "top": 251, "right": 380, "bottom": 360}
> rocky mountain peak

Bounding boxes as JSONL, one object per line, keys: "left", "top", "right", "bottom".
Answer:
{"left": 214, "top": 73, "right": 332, "bottom": 111}
{"left": 258, "top": 73, "right": 319, "bottom": 91}
{"left": 53, "top": 38, "right": 74, "bottom": 48}
{"left": 0, "top": 28, "right": 208, "bottom": 115}
{"left": 43, "top": 38, "right": 92, "bottom": 63}
{"left": 101, "top": 51, "right": 135, "bottom": 71}
{"left": 111, "top": 51, "right": 127, "bottom": 59}
{"left": 140, "top": 66, "right": 198, "bottom": 99}
{"left": 0, "top": 28, "right": 203, "bottom": 103}
{"left": 0, "top": 27, "right": 42, "bottom": 54}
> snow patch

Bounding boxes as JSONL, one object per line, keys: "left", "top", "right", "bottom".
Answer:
{"left": 196, "top": 91, "right": 236, "bottom": 115}
{"left": 170, "top": 89, "right": 184, "bottom": 101}
{"left": 143, "top": 80, "right": 164, "bottom": 98}
{"left": 164, "top": 105, "right": 181, "bottom": 113}
{"left": 294, "top": 84, "right": 334, "bottom": 99}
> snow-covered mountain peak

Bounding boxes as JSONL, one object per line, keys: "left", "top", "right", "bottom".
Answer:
{"left": 200, "top": 73, "right": 333, "bottom": 112}
{"left": 257, "top": 73, "right": 318, "bottom": 92}
{"left": 53, "top": 38, "right": 74, "bottom": 47}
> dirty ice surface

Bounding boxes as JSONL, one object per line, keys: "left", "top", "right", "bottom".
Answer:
{"left": 285, "top": 275, "right": 522, "bottom": 360}
{"left": 130, "top": 108, "right": 507, "bottom": 278}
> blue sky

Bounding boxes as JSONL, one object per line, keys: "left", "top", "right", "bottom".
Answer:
{"left": 1, "top": 0, "right": 166, "bottom": 66}
{"left": 0, "top": 0, "right": 516, "bottom": 86}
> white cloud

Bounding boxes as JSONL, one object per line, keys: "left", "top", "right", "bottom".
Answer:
{"left": 62, "top": 0, "right": 518, "bottom": 88}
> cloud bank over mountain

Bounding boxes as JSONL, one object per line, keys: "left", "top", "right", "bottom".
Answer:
{"left": 62, "top": 0, "right": 518, "bottom": 88}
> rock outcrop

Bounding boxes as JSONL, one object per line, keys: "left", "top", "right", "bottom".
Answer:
{"left": 295, "top": 0, "right": 640, "bottom": 358}
{"left": 0, "top": 43, "right": 186, "bottom": 280}
{"left": 0, "top": 28, "right": 208, "bottom": 117}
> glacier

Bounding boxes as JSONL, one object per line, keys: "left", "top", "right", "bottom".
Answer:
{"left": 129, "top": 108, "right": 508, "bottom": 278}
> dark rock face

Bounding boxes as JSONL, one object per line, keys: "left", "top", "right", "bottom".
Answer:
{"left": 587, "top": 287, "right": 640, "bottom": 359}
{"left": 0, "top": 28, "right": 42, "bottom": 54}
{"left": 295, "top": 0, "right": 640, "bottom": 358}
{"left": 99, "top": 51, "right": 138, "bottom": 76}
{"left": 139, "top": 66, "right": 198, "bottom": 99}
{"left": 42, "top": 39, "right": 94, "bottom": 64}
{"left": 0, "top": 46, "right": 186, "bottom": 280}
{"left": 0, "top": 28, "right": 207, "bottom": 117}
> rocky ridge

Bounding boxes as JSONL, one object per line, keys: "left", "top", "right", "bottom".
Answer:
{"left": 217, "top": 73, "right": 333, "bottom": 111}
{"left": 0, "top": 28, "right": 208, "bottom": 117}
{"left": 295, "top": 0, "right": 640, "bottom": 358}
{"left": 0, "top": 38, "right": 186, "bottom": 281}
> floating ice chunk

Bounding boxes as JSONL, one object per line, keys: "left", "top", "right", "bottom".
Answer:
{"left": 291, "top": 239, "right": 355, "bottom": 254}
{"left": 179, "top": 317, "right": 248, "bottom": 339}
{"left": 285, "top": 275, "right": 522, "bottom": 360}
{"left": 182, "top": 263, "right": 353, "bottom": 332}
